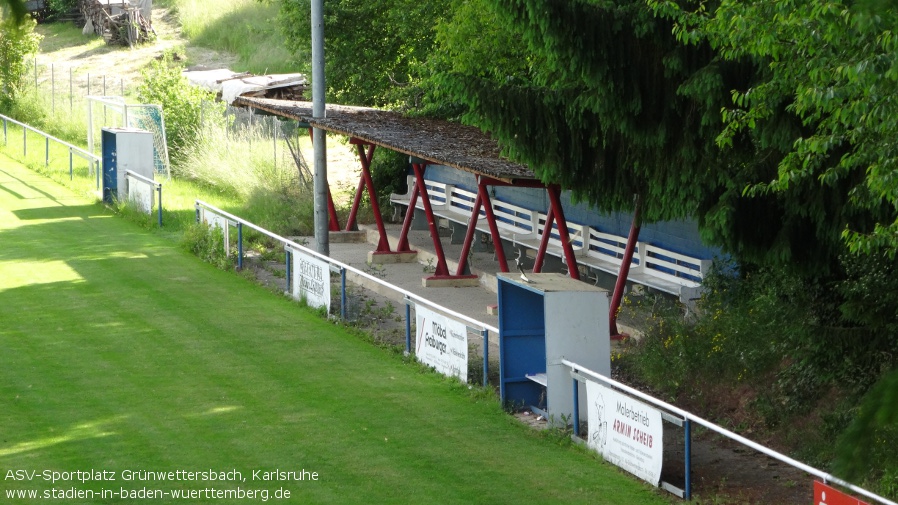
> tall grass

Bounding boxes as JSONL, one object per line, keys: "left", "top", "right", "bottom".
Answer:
{"left": 162, "top": 0, "right": 302, "bottom": 74}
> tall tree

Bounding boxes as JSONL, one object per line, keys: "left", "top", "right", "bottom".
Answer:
{"left": 0, "top": 0, "right": 26, "bottom": 23}
{"left": 652, "top": 0, "right": 898, "bottom": 259}
{"left": 430, "top": 0, "right": 827, "bottom": 268}
{"left": 274, "top": 0, "right": 450, "bottom": 109}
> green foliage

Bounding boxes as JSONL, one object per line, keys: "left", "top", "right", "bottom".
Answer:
{"left": 0, "top": 0, "right": 26, "bottom": 23}
{"left": 275, "top": 0, "right": 451, "bottom": 109}
{"left": 46, "top": 0, "right": 77, "bottom": 17}
{"left": 0, "top": 14, "right": 40, "bottom": 107}
{"left": 653, "top": 0, "right": 898, "bottom": 259}
{"left": 136, "top": 52, "right": 216, "bottom": 161}
{"left": 176, "top": 115, "right": 315, "bottom": 236}
{"left": 834, "top": 370, "right": 898, "bottom": 496}
{"left": 179, "top": 221, "right": 234, "bottom": 269}
{"left": 369, "top": 148, "right": 408, "bottom": 207}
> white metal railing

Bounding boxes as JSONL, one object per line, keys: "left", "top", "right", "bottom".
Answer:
{"left": 124, "top": 170, "right": 163, "bottom": 227}
{"left": 1, "top": 113, "right": 101, "bottom": 189}
{"left": 194, "top": 199, "right": 499, "bottom": 386}
{"left": 562, "top": 358, "right": 898, "bottom": 505}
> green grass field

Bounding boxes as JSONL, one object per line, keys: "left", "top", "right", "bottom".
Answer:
{"left": 0, "top": 155, "right": 667, "bottom": 504}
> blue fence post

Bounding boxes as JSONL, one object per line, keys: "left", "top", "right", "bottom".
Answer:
{"left": 237, "top": 222, "right": 244, "bottom": 270}
{"left": 95, "top": 160, "right": 100, "bottom": 191}
{"left": 572, "top": 378, "right": 580, "bottom": 438}
{"left": 68, "top": 151, "right": 73, "bottom": 180}
{"left": 405, "top": 300, "right": 412, "bottom": 355}
{"left": 340, "top": 267, "right": 347, "bottom": 321}
{"left": 285, "top": 250, "right": 291, "bottom": 294}
{"left": 45, "top": 137, "right": 49, "bottom": 167}
{"left": 685, "top": 418, "right": 692, "bottom": 500}
{"left": 482, "top": 329, "right": 489, "bottom": 388}
{"left": 156, "top": 184, "right": 163, "bottom": 227}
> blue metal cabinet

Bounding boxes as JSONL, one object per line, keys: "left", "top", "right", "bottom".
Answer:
{"left": 498, "top": 272, "right": 610, "bottom": 427}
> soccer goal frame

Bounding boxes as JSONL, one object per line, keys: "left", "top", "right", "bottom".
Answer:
{"left": 86, "top": 95, "right": 172, "bottom": 179}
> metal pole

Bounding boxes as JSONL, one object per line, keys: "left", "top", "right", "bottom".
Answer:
{"left": 69, "top": 151, "right": 73, "bottom": 180}
{"left": 157, "top": 185, "right": 163, "bottom": 227}
{"left": 685, "top": 419, "right": 692, "bottom": 500}
{"left": 482, "top": 329, "right": 489, "bottom": 388}
{"left": 285, "top": 250, "right": 292, "bottom": 294}
{"left": 87, "top": 73, "right": 90, "bottom": 96}
{"left": 572, "top": 379, "right": 580, "bottom": 437}
{"left": 237, "top": 223, "right": 244, "bottom": 270}
{"left": 405, "top": 301, "right": 412, "bottom": 355}
{"left": 341, "top": 267, "right": 347, "bottom": 320}
{"left": 311, "top": 0, "right": 329, "bottom": 256}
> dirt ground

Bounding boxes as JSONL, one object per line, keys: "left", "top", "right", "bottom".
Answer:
{"left": 40, "top": 10, "right": 817, "bottom": 504}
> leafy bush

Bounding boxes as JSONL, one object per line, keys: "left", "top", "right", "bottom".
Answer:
{"left": 180, "top": 221, "right": 233, "bottom": 270}
{"left": 0, "top": 15, "right": 41, "bottom": 108}
{"left": 136, "top": 52, "right": 216, "bottom": 162}
{"left": 46, "top": 0, "right": 78, "bottom": 18}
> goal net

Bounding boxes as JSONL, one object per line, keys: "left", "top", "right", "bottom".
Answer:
{"left": 86, "top": 95, "right": 171, "bottom": 178}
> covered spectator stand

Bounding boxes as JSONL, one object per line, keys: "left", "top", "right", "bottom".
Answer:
{"left": 234, "top": 97, "right": 643, "bottom": 331}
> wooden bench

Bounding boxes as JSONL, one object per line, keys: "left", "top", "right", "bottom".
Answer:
{"left": 391, "top": 175, "right": 710, "bottom": 300}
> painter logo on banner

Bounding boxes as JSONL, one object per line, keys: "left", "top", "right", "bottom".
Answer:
{"left": 415, "top": 305, "right": 468, "bottom": 382}
{"left": 291, "top": 250, "right": 331, "bottom": 313}
{"left": 586, "top": 381, "right": 663, "bottom": 485}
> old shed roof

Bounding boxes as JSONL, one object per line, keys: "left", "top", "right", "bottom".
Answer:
{"left": 233, "top": 97, "right": 537, "bottom": 183}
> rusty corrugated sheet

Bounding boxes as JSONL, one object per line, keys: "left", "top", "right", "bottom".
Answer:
{"left": 234, "top": 97, "right": 537, "bottom": 183}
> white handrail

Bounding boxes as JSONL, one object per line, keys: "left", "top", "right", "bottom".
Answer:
{"left": 561, "top": 358, "right": 897, "bottom": 505}
{"left": 1, "top": 113, "right": 100, "bottom": 163}
{"left": 195, "top": 199, "right": 499, "bottom": 335}
{"left": 125, "top": 169, "right": 160, "bottom": 188}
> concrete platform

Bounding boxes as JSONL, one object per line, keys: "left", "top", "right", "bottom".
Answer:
{"left": 304, "top": 222, "right": 642, "bottom": 345}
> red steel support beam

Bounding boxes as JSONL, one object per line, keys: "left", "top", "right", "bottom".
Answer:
{"left": 307, "top": 127, "right": 341, "bottom": 231}
{"left": 455, "top": 192, "right": 483, "bottom": 276}
{"left": 394, "top": 183, "right": 418, "bottom": 253}
{"left": 478, "top": 181, "right": 509, "bottom": 273}
{"left": 346, "top": 140, "right": 391, "bottom": 252}
{"left": 412, "top": 163, "right": 451, "bottom": 277}
{"left": 532, "top": 206, "right": 554, "bottom": 274}
{"left": 609, "top": 196, "right": 642, "bottom": 338}
{"left": 327, "top": 187, "right": 340, "bottom": 232}
{"left": 547, "top": 185, "right": 580, "bottom": 280}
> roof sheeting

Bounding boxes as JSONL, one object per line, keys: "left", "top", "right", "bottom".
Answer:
{"left": 233, "top": 97, "right": 537, "bottom": 183}
{"left": 184, "top": 70, "right": 308, "bottom": 105}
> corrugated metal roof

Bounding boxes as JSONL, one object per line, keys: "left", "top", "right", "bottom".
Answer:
{"left": 234, "top": 97, "right": 537, "bottom": 183}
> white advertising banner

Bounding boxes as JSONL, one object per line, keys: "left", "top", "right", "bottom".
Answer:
{"left": 127, "top": 178, "right": 154, "bottom": 214}
{"left": 291, "top": 249, "right": 331, "bottom": 313}
{"left": 586, "top": 381, "right": 663, "bottom": 485}
{"left": 414, "top": 306, "right": 468, "bottom": 382}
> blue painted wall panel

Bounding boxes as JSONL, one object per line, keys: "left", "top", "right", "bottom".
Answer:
{"left": 417, "top": 164, "right": 719, "bottom": 260}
